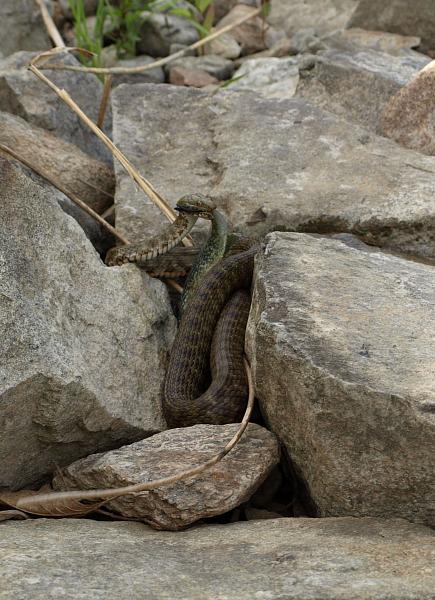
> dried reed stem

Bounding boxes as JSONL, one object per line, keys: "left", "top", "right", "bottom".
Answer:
{"left": 34, "top": 0, "right": 65, "bottom": 48}
{"left": 17, "top": 358, "right": 255, "bottom": 507}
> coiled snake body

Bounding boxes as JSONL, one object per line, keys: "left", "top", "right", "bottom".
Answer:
{"left": 106, "top": 194, "right": 258, "bottom": 427}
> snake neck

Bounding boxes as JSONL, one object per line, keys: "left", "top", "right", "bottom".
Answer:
{"left": 105, "top": 212, "right": 198, "bottom": 266}
{"left": 180, "top": 209, "right": 229, "bottom": 313}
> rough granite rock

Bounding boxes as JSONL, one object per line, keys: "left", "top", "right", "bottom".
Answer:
{"left": 381, "top": 60, "right": 435, "bottom": 156}
{"left": 0, "top": 111, "right": 114, "bottom": 215}
{"left": 0, "top": 0, "right": 52, "bottom": 57}
{"left": 53, "top": 423, "right": 280, "bottom": 530}
{"left": 349, "top": 0, "right": 435, "bottom": 53}
{"left": 111, "top": 83, "right": 435, "bottom": 259}
{"left": 246, "top": 233, "right": 435, "bottom": 527}
{"left": 113, "top": 55, "right": 165, "bottom": 87}
{"left": 216, "top": 4, "right": 268, "bottom": 56}
{"left": 328, "top": 27, "right": 421, "bottom": 54}
{"left": 0, "top": 157, "right": 175, "bottom": 490}
{"left": 169, "top": 67, "right": 219, "bottom": 88}
{"left": 268, "top": 0, "right": 359, "bottom": 39}
{"left": 0, "top": 518, "right": 434, "bottom": 599}
{"left": 137, "top": 12, "right": 199, "bottom": 57}
{"left": 232, "top": 57, "right": 299, "bottom": 98}
{"left": 296, "top": 47, "right": 430, "bottom": 131}
{"left": 0, "top": 51, "right": 112, "bottom": 163}
{"left": 165, "top": 55, "right": 235, "bottom": 80}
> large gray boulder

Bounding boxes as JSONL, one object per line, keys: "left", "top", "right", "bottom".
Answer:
{"left": 349, "top": 0, "right": 435, "bottom": 53}
{"left": 53, "top": 423, "right": 280, "bottom": 530}
{"left": 0, "top": 52, "right": 112, "bottom": 163}
{"left": 296, "top": 47, "right": 429, "bottom": 131}
{"left": 0, "top": 518, "right": 434, "bottom": 599}
{"left": 111, "top": 84, "right": 435, "bottom": 260}
{"left": 246, "top": 233, "right": 435, "bottom": 527}
{"left": 0, "top": 0, "right": 52, "bottom": 57}
{"left": 0, "top": 157, "right": 175, "bottom": 490}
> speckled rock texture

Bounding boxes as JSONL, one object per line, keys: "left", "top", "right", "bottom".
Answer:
{"left": 0, "top": 157, "right": 175, "bottom": 490}
{"left": 246, "top": 232, "right": 435, "bottom": 527}
{"left": 0, "top": 51, "right": 112, "bottom": 163}
{"left": 0, "top": 518, "right": 434, "bottom": 599}
{"left": 381, "top": 60, "right": 435, "bottom": 156}
{"left": 349, "top": 0, "right": 435, "bottom": 53}
{"left": 53, "top": 423, "right": 280, "bottom": 530}
{"left": 296, "top": 47, "right": 429, "bottom": 131}
{"left": 232, "top": 57, "right": 300, "bottom": 99}
{"left": 112, "top": 84, "right": 435, "bottom": 260}
{"left": 0, "top": 0, "right": 52, "bottom": 57}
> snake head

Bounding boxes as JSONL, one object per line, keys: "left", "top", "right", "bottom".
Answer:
{"left": 176, "top": 193, "right": 216, "bottom": 220}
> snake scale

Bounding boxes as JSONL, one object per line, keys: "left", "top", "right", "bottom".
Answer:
{"left": 106, "top": 194, "right": 259, "bottom": 427}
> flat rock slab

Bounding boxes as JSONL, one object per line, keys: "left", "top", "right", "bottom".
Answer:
{"left": 53, "top": 423, "right": 280, "bottom": 530}
{"left": 246, "top": 233, "right": 435, "bottom": 526}
{"left": 0, "top": 52, "right": 112, "bottom": 163}
{"left": 349, "top": 0, "right": 435, "bottom": 53}
{"left": 0, "top": 157, "right": 175, "bottom": 489}
{"left": 0, "top": 517, "right": 434, "bottom": 599}
{"left": 112, "top": 84, "right": 435, "bottom": 259}
{"left": 296, "top": 47, "right": 429, "bottom": 131}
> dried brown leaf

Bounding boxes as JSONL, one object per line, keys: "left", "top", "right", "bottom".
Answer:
{"left": 0, "top": 487, "right": 107, "bottom": 517}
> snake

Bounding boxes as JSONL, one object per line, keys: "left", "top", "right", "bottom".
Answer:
{"left": 106, "top": 194, "right": 259, "bottom": 427}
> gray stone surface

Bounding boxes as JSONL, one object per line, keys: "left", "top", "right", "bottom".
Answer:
{"left": 53, "top": 423, "right": 279, "bottom": 530}
{"left": 296, "top": 47, "right": 429, "bottom": 131}
{"left": 232, "top": 57, "right": 299, "bottom": 98}
{"left": 111, "top": 83, "right": 435, "bottom": 259}
{"left": 0, "top": 518, "right": 434, "bottom": 599}
{"left": 0, "top": 111, "right": 114, "bottom": 215}
{"left": 381, "top": 60, "right": 435, "bottom": 156}
{"left": 0, "top": 0, "right": 52, "bottom": 57}
{"left": 328, "top": 27, "right": 421, "bottom": 54}
{"left": 0, "top": 156, "right": 175, "bottom": 490}
{"left": 246, "top": 233, "right": 435, "bottom": 527}
{"left": 216, "top": 4, "right": 268, "bottom": 56}
{"left": 0, "top": 51, "right": 112, "bottom": 163}
{"left": 137, "top": 12, "right": 199, "bottom": 57}
{"left": 165, "top": 55, "right": 235, "bottom": 80}
{"left": 114, "top": 55, "right": 165, "bottom": 87}
{"left": 349, "top": 0, "right": 435, "bottom": 52}
{"left": 268, "top": 0, "right": 359, "bottom": 39}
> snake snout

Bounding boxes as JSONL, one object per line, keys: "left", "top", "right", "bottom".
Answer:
{"left": 176, "top": 193, "right": 216, "bottom": 217}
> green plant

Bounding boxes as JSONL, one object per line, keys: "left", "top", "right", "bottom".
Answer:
{"left": 68, "top": 0, "right": 107, "bottom": 68}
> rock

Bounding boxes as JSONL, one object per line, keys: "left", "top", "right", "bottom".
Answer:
{"left": 53, "top": 423, "right": 279, "bottom": 530}
{"left": 165, "top": 55, "right": 235, "bottom": 80}
{"left": 137, "top": 13, "right": 199, "bottom": 58}
{"left": 213, "top": 0, "right": 257, "bottom": 22}
{"left": 380, "top": 61, "right": 435, "bottom": 156}
{"left": 296, "top": 47, "right": 430, "bottom": 131}
{"left": 1, "top": 518, "right": 434, "bottom": 599}
{"left": 0, "top": 0, "right": 52, "bottom": 57}
{"left": 329, "top": 27, "right": 421, "bottom": 54}
{"left": 113, "top": 55, "right": 165, "bottom": 86}
{"left": 215, "top": 4, "right": 268, "bottom": 56}
{"left": 268, "top": 0, "right": 359, "bottom": 39}
{"left": 349, "top": 0, "right": 435, "bottom": 53}
{"left": 0, "top": 111, "right": 114, "bottom": 215}
{"left": 0, "top": 51, "right": 112, "bottom": 164}
{"left": 169, "top": 67, "right": 219, "bottom": 87}
{"left": 111, "top": 84, "right": 435, "bottom": 259}
{"left": 246, "top": 232, "right": 435, "bottom": 527}
{"left": 231, "top": 57, "right": 299, "bottom": 99}
{"left": 204, "top": 32, "right": 242, "bottom": 59}
{"left": 0, "top": 156, "right": 175, "bottom": 490}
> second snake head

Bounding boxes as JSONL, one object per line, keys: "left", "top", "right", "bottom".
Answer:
{"left": 176, "top": 193, "right": 216, "bottom": 220}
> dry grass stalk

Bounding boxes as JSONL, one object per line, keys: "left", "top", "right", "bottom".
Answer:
{"left": 37, "top": 7, "right": 262, "bottom": 75}
{"left": 34, "top": 0, "right": 65, "bottom": 48}
{"left": 16, "top": 358, "right": 255, "bottom": 508}
{"left": 97, "top": 74, "right": 113, "bottom": 129}
{"left": 28, "top": 48, "right": 193, "bottom": 248}
{"left": 0, "top": 142, "right": 128, "bottom": 245}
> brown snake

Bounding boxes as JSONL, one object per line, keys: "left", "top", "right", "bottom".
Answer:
{"left": 106, "top": 194, "right": 259, "bottom": 427}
